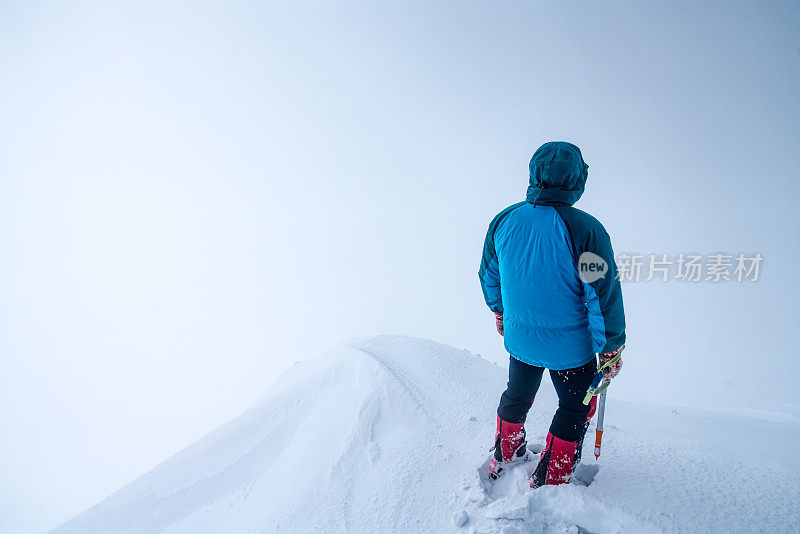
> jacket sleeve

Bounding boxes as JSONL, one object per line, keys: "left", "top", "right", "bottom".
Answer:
{"left": 478, "top": 223, "right": 503, "bottom": 313}
{"left": 583, "top": 229, "right": 626, "bottom": 353}
{"left": 478, "top": 203, "right": 525, "bottom": 313}
{"left": 555, "top": 206, "right": 626, "bottom": 353}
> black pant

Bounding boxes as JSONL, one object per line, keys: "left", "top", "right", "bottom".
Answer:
{"left": 497, "top": 356, "right": 597, "bottom": 443}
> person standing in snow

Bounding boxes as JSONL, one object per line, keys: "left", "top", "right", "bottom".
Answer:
{"left": 478, "top": 141, "right": 626, "bottom": 487}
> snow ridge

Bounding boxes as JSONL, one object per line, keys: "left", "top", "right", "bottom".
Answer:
{"left": 54, "top": 336, "right": 800, "bottom": 533}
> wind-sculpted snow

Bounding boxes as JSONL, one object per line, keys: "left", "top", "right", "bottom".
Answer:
{"left": 54, "top": 336, "right": 800, "bottom": 533}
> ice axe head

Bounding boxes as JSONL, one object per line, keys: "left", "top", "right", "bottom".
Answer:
{"left": 582, "top": 371, "right": 608, "bottom": 405}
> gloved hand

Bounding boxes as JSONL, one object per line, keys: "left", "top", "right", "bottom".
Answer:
{"left": 494, "top": 312, "right": 504, "bottom": 336}
{"left": 599, "top": 345, "right": 624, "bottom": 378}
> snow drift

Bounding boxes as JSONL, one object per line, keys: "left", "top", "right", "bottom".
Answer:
{"left": 54, "top": 336, "right": 800, "bottom": 533}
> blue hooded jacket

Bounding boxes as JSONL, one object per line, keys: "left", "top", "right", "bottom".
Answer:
{"left": 478, "top": 142, "right": 626, "bottom": 370}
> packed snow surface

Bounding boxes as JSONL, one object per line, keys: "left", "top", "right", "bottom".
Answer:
{"left": 55, "top": 336, "right": 800, "bottom": 533}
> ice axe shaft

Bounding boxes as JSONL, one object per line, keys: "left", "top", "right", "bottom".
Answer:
{"left": 584, "top": 346, "right": 623, "bottom": 458}
{"left": 594, "top": 386, "right": 608, "bottom": 459}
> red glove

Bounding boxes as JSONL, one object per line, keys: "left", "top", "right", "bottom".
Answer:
{"left": 494, "top": 312, "right": 504, "bottom": 336}
{"left": 599, "top": 346, "right": 624, "bottom": 378}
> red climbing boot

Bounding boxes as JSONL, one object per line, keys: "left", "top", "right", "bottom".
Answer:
{"left": 530, "top": 432, "right": 579, "bottom": 488}
{"left": 487, "top": 416, "right": 528, "bottom": 479}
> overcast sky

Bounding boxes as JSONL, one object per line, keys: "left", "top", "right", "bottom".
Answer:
{"left": 1, "top": 1, "right": 799, "bottom": 532}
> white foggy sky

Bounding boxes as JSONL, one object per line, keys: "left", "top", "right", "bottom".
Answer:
{"left": 1, "top": 1, "right": 799, "bottom": 531}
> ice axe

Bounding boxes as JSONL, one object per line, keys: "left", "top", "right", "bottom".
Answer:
{"left": 582, "top": 346, "right": 624, "bottom": 459}
{"left": 593, "top": 386, "right": 608, "bottom": 459}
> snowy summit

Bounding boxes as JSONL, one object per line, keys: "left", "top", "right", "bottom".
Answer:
{"left": 54, "top": 336, "right": 800, "bottom": 533}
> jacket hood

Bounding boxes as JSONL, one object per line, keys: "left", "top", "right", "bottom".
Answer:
{"left": 526, "top": 141, "right": 589, "bottom": 206}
